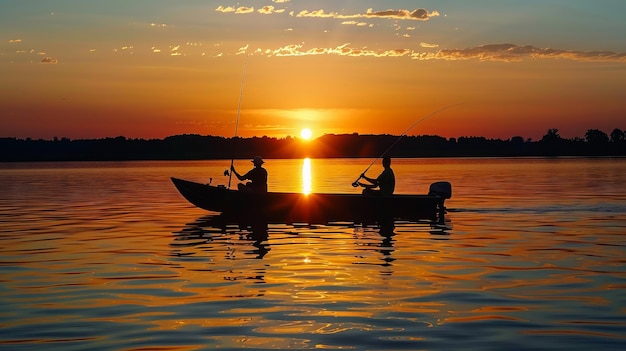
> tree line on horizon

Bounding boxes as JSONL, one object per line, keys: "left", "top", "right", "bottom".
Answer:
{"left": 1, "top": 128, "right": 624, "bottom": 162}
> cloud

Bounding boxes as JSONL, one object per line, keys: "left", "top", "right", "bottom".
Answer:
{"left": 258, "top": 43, "right": 411, "bottom": 58}
{"left": 243, "top": 123, "right": 285, "bottom": 132}
{"left": 170, "top": 45, "right": 182, "bottom": 56}
{"left": 40, "top": 57, "right": 58, "bottom": 64}
{"left": 427, "top": 44, "right": 626, "bottom": 62}
{"left": 342, "top": 21, "right": 373, "bottom": 27}
{"left": 293, "top": 8, "right": 439, "bottom": 21}
{"left": 216, "top": 5, "right": 254, "bottom": 14}
{"left": 294, "top": 9, "right": 338, "bottom": 18}
{"left": 237, "top": 44, "right": 249, "bottom": 55}
{"left": 246, "top": 42, "right": 626, "bottom": 63}
{"left": 215, "top": 5, "right": 233, "bottom": 13}
{"left": 216, "top": 4, "right": 438, "bottom": 21}
{"left": 258, "top": 6, "right": 285, "bottom": 14}
{"left": 9, "top": 39, "right": 22, "bottom": 43}
{"left": 363, "top": 8, "right": 440, "bottom": 20}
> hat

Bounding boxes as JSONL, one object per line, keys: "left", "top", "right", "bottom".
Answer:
{"left": 251, "top": 156, "right": 264, "bottom": 165}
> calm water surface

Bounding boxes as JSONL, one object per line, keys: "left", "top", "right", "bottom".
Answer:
{"left": 1, "top": 158, "right": 625, "bottom": 350}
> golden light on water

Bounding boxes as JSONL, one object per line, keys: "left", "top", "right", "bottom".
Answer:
{"left": 302, "top": 158, "right": 312, "bottom": 195}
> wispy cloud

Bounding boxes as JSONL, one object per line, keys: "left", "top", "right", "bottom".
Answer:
{"left": 246, "top": 43, "right": 626, "bottom": 63}
{"left": 420, "top": 42, "right": 439, "bottom": 48}
{"left": 292, "top": 9, "right": 337, "bottom": 18}
{"left": 426, "top": 44, "right": 626, "bottom": 63}
{"left": 9, "top": 39, "right": 22, "bottom": 43}
{"left": 255, "top": 43, "right": 411, "bottom": 58}
{"left": 237, "top": 44, "right": 249, "bottom": 55}
{"left": 363, "top": 8, "right": 439, "bottom": 20}
{"left": 40, "top": 57, "right": 58, "bottom": 64}
{"left": 242, "top": 123, "right": 286, "bottom": 132}
{"left": 216, "top": 6, "right": 254, "bottom": 14}
{"left": 258, "top": 6, "right": 285, "bottom": 15}
{"left": 170, "top": 45, "right": 182, "bottom": 56}
{"left": 342, "top": 21, "right": 373, "bottom": 28}
{"left": 292, "top": 8, "right": 439, "bottom": 21}
{"left": 216, "top": 5, "right": 285, "bottom": 14}
{"left": 216, "top": 5, "right": 439, "bottom": 21}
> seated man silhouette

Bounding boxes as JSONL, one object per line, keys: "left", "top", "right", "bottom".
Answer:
{"left": 357, "top": 156, "right": 395, "bottom": 196}
{"left": 230, "top": 156, "right": 268, "bottom": 193}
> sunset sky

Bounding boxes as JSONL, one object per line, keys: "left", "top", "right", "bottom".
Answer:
{"left": 1, "top": 0, "right": 625, "bottom": 140}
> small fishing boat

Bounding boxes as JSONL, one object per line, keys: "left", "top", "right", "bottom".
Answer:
{"left": 171, "top": 177, "right": 451, "bottom": 224}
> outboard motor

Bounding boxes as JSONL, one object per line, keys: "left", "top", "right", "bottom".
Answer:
{"left": 429, "top": 181, "right": 452, "bottom": 199}
{"left": 429, "top": 181, "right": 451, "bottom": 224}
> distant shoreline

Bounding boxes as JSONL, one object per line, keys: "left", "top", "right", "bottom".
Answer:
{"left": 2, "top": 131, "right": 625, "bottom": 162}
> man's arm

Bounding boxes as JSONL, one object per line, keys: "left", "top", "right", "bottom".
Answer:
{"left": 360, "top": 173, "right": 378, "bottom": 185}
{"left": 358, "top": 182, "right": 377, "bottom": 189}
{"left": 230, "top": 166, "right": 245, "bottom": 181}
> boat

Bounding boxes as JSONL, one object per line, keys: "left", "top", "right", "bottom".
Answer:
{"left": 171, "top": 177, "right": 451, "bottom": 225}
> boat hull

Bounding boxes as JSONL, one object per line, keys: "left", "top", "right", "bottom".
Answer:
{"left": 171, "top": 177, "right": 446, "bottom": 224}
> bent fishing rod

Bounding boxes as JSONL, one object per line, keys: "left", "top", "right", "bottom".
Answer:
{"left": 352, "top": 103, "right": 462, "bottom": 187}
{"left": 227, "top": 54, "right": 249, "bottom": 189}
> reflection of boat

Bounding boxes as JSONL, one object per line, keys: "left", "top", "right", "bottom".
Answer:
{"left": 171, "top": 177, "right": 451, "bottom": 224}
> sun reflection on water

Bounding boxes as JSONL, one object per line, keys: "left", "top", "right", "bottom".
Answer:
{"left": 302, "top": 158, "right": 312, "bottom": 194}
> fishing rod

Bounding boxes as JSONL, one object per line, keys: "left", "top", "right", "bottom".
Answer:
{"left": 352, "top": 103, "right": 462, "bottom": 187}
{"left": 227, "top": 54, "right": 249, "bottom": 189}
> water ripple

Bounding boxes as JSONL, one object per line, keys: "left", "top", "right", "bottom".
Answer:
{"left": 2, "top": 159, "right": 625, "bottom": 350}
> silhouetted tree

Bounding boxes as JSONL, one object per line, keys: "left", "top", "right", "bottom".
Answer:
{"left": 511, "top": 136, "right": 524, "bottom": 144}
{"left": 610, "top": 128, "right": 624, "bottom": 143}
{"left": 541, "top": 128, "right": 562, "bottom": 143}
{"left": 585, "top": 129, "right": 609, "bottom": 144}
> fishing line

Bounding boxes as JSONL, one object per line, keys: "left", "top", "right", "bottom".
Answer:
{"left": 352, "top": 103, "right": 462, "bottom": 187}
{"left": 227, "top": 54, "right": 249, "bottom": 189}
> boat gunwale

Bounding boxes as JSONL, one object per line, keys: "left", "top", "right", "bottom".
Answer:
{"left": 170, "top": 177, "right": 442, "bottom": 199}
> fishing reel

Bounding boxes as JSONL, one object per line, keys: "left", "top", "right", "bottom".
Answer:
{"left": 352, "top": 181, "right": 360, "bottom": 187}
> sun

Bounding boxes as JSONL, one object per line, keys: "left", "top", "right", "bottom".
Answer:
{"left": 300, "top": 128, "right": 313, "bottom": 140}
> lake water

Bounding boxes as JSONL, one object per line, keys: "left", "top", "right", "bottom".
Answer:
{"left": 1, "top": 158, "right": 625, "bottom": 351}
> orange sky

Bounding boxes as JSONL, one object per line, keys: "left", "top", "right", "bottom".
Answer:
{"left": 1, "top": 1, "right": 625, "bottom": 141}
